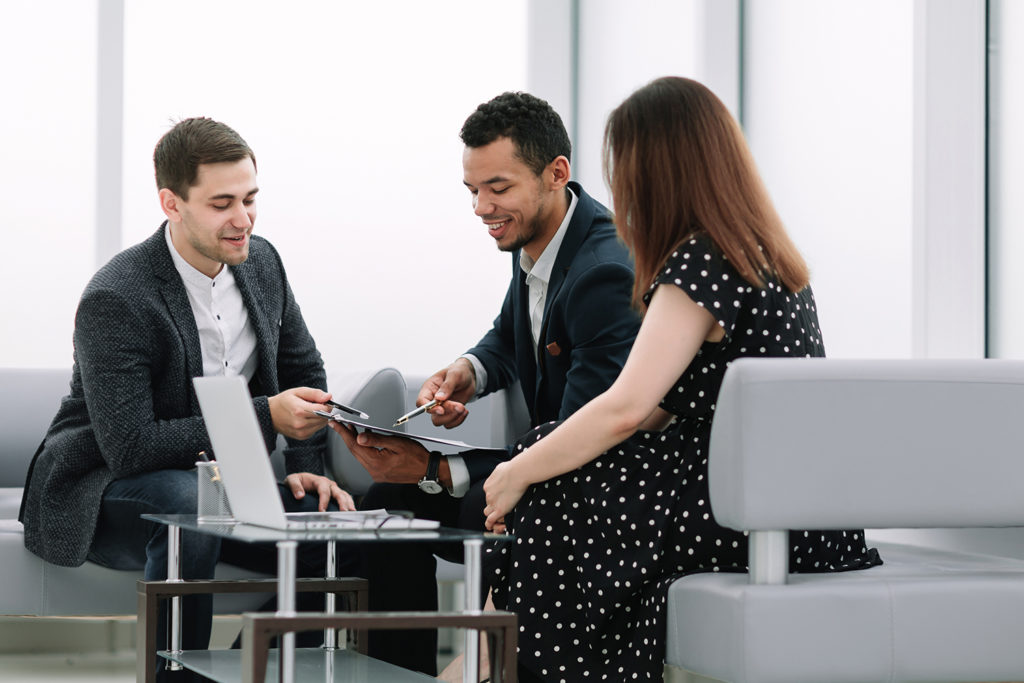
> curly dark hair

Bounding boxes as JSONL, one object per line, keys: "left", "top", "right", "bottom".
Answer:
{"left": 459, "top": 92, "right": 571, "bottom": 176}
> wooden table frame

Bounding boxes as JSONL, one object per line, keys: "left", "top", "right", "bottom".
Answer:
{"left": 240, "top": 610, "right": 518, "bottom": 683}
{"left": 136, "top": 518, "right": 517, "bottom": 682}
{"left": 137, "top": 576, "right": 368, "bottom": 682}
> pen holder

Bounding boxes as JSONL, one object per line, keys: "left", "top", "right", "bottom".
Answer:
{"left": 196, "top": 461, "right": 234, "bottom": 523}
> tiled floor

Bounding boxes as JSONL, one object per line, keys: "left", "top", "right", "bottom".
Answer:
{"left": 0, "top": 652, "right": 135, "bottom": 682}
{"left": 0, "top": 617, "right": 460, "bottom": 681}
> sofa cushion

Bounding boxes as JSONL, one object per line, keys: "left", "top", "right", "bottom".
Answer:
{"left": 666, "top": 541, "right": 1024, "bottom": 683}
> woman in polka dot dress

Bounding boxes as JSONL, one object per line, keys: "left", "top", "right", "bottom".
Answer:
{"left": 480, "top": 77, "right": 881, "bottom": 682}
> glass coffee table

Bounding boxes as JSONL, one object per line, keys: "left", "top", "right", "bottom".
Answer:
{"left": 138, "top": 514, "right": 516, "bottom": 683}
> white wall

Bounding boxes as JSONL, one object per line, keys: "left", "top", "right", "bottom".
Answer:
{"left": 988, "top": 0, "right": 1024, "bottom": 358}
{"left": 120, "top": 1, "right": 527, "bottom": 378}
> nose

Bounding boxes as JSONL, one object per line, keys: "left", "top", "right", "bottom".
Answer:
{"left": 473, "top": 192, "right": 492, "bottom": 217}
{"left": 233, "top": 202, "right": 254, "bottom": 229}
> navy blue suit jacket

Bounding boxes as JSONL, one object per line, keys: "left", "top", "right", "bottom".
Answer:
{"left": 463, "top": 182, "right": 640, "bottom": 482}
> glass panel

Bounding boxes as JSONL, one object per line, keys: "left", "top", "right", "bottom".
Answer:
{"left": 0, "top": 3, "right": 97, "bottom": 366}
{"left": 575, "top": 0, "right": 702, "bottom": 201}
{"left": 744, "top": 0, "right": 915, "bottom": 358}
{"left": 122, "top": 1, "right": 527, "bottom": 374}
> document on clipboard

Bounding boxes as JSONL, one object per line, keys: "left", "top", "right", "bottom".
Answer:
{"left": 314, "top": 411, "right": 507, "bottom": 452}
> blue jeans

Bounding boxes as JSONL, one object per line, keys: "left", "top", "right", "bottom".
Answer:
{"left": 88, "top": 468, "right": 355, "bottom": 681}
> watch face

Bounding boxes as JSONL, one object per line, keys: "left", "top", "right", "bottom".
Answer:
{"left": 418, "top": 479, "right": 444, "bottom": 494}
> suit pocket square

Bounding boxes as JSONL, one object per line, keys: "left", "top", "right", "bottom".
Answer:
{"left": 546, "top": 341, "right": 562, "bottom": 357}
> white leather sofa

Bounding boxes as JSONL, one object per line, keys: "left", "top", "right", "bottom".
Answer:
{"left": 667, "top": 358, "right": 1024, "bottom": 683}
{"left": 0, "top": 366, "right": 408, "bottom": 619}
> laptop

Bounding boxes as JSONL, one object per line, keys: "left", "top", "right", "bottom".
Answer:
{"left": 192, "top": 375, "right": 438, "bottom": 531}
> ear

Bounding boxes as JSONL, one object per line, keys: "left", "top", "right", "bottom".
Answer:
{"left": 546, "top": 155, "right": 571, "bottom": 191}
{"left": 158, "top": 188, "right": 182, "bottom": 221}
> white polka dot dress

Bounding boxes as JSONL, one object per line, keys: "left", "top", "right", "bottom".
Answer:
{"left": 485, "top": 235, "right": 882, "bottom": 681}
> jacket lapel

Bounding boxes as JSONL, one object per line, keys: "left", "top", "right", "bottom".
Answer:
{"left": 536, "top": 182, "right": 596, "bottom": 355}
{"left": 147, "top": 225, "right": 205, "bottom": 386}
{"left": 232, "top": 260, "right": 276, "bottom": 393}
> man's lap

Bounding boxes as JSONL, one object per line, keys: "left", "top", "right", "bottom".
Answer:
{"left": 87, "top": 468, "right": 340, "bottom": 576}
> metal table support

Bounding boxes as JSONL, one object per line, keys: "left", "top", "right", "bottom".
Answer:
{"left": 166, "top": 524, "right": 183, "bottom": 672}
{"left": 463, "top": 538, "right": 483, "bottom": 683}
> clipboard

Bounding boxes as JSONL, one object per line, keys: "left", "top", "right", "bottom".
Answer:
{"left": 315, "top": 411, "right": 507, "bottom": 452}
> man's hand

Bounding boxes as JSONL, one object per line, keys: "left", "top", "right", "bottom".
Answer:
{"left": 284, "top": 472, "right": 355, "bottom": 511}
{"left": 268, "top": 386, "right": 331, "bottom": 440}
{"left": 418, "top": 358, "right": 477, "bottom": 429}
{"left": 331, "top": 422, "right": 443, "bottom": 484}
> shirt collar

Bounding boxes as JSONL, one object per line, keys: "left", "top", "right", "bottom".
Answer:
{"left": 165, "top": 222, "right": 230, "bottom": 289}
{"left": 520, "top": 186, "right": 578, "bottom": 283}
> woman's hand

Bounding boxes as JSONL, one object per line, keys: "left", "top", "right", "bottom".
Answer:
{"left": 483, "top": 460, "right": 529, "bottom": 531}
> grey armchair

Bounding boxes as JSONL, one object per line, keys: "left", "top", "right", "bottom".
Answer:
{"left": 666, "top": 358, "right": 1024, "bottom": 683}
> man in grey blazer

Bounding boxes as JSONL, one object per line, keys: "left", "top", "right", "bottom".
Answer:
{"left": 19, "top": 118, "right": 353, "bottom": 677}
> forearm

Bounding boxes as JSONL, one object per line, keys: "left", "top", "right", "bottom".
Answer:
{"left": 511, "top": 390, "right": 642, "bottom": 486}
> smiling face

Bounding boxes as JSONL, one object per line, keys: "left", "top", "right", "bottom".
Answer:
{"left": 161, "top": 158, "right": 258, "bottom": 278}
{"left": 462, "top": 137, "right": 569, "bottom": 262}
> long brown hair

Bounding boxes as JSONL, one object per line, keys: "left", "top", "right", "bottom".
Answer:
{"left": 603, "top": 76, "right": 809, "bottom": 308}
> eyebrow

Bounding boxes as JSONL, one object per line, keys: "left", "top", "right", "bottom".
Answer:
{"left": 209, "top": 188, "right": 259, "bottom": 201}
{"left": 463, "top": 176, "right": 509, "bottom": 188}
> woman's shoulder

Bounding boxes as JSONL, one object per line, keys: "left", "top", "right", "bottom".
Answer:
{"left": 643, "top": 232, "right": 733, "bottom": 302}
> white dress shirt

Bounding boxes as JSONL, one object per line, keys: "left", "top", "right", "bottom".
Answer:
{"left": 165, "top": 225, "right": 259, "bottom": 381}
{"left": 448, "top": 188, "right": 579, "bottom": 497}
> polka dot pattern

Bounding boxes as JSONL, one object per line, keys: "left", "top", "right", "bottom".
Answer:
{"left": 485, "top": 235, "right": 881, "bottom": 681}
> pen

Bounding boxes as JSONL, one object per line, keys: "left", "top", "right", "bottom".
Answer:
{"left": 196, "top": 451, "right": 222, "bottom": 481}
{"left": 326, "top": 400, "right": 369, "bottom": 420}
{"left": 393, "top": 399, "right": 441, "bottom": 427}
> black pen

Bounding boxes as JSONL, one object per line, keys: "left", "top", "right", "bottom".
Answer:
{"left": 326, "top": 400, "right": 369, "bottom": 420}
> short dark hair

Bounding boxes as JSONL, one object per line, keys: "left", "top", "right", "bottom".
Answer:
{"left": 459, "top": 92, "right": 571, "bottom": 176}
{"left": 154, "top": 117, "right": 256, "bottom": 199}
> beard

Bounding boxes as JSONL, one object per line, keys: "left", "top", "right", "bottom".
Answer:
{"left": 498, "top": 213, "right": 545, "bottom": 253}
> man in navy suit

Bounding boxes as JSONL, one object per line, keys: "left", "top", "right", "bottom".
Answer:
{"left": 20, "top": 117, "right": 354, "bottom": 680}
{"left": 335, "top": 92, "right": 641, "bottom": 675}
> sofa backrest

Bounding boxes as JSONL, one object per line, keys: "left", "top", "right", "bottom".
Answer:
{"left": 709, "top": 357, "right": 1024, "bottom": 532}
{"left": 0, "top": 368, "right": 72, "bottom": 487}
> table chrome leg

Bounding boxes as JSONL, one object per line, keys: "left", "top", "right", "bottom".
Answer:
{"left": 324, "top": 540, "right": 338, "bottom": 650}
{"left": 166, "top": 524, "right": 183, "bottom": 671}
{"left": 463, "top": 538, "right": 483, "bottom": 683}
{"left": 277, "top": 540, "right": 298, "bottom": 683}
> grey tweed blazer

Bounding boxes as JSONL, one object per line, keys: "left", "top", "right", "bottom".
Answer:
{"left": 20, "top": 225, "right": 328, "bottom": 567}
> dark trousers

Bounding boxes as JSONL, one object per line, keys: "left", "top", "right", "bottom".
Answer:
{"left": 88, "top": 468, "right": 357, "bottom": 682}
{"left": 358, "top": 479, "right": 489, "bottom": 676}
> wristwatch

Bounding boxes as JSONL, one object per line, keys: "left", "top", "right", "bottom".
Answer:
{"left": 418, "top": 451, "right": 444, "bottom": 494}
